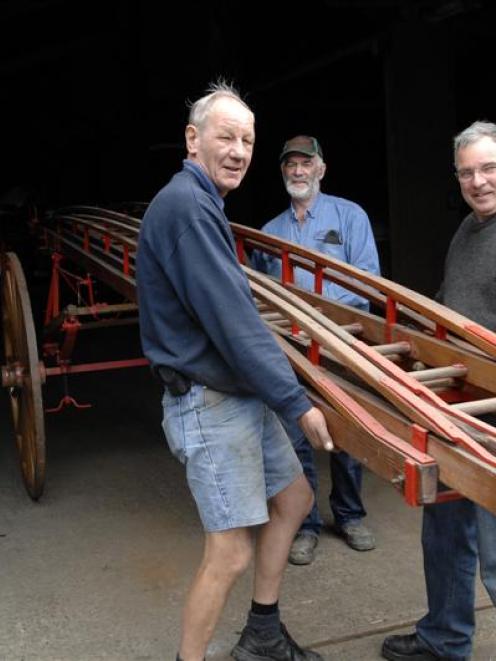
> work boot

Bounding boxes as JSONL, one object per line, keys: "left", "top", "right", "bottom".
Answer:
{"left": 288, "top": 532, "right": 319, "bottom": 565}
{"left": 231, "top": 622, "right": 323, "bottom": 660}
{"left": 381, "top": 633, "right": 464, "bottom": 660}
{"left": 335, "top": 520, "right": 376, "bottom": 551}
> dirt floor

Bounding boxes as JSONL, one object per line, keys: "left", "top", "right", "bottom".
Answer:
{"left": 1, "top": 353, "right": 495, "bottom": 660}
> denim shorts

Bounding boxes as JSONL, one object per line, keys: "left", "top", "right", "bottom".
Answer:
{"left": 161, "top": 383, "right": 303, "bottom": 532}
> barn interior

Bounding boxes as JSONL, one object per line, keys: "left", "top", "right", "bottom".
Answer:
{"left": 2, "top": 0, "right": 496, "bottom": 293}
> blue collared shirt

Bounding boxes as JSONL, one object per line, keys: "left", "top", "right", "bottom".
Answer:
{"left": 253, "top": 192, "right": 380, "bottom": 310}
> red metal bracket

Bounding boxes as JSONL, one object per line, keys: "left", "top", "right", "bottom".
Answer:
{"left": 59, "top": 319, "right": 81, "bottom": 361}
{"left": 235, "top": 238, "right": 245, "bottom": 264}
{"left": 307, "top": 339, "right": 320, "bottom": 365}
{"left": 83, "top": 227, "right": 90, "bottom": 252}
{"left": 403, "top": 459, "right": 419, "bottom": 506}
{"left": 435, "top": 489, "right": 462, "bottom": 504}
{"left": 408, "top": 426, "right": 461, "bottom": 505}
{"left": 385, "top": 296, "right": 396, "bottom": 343}
{"left": 78, "top": 274, "right": 95, "bottom": 308}
{"left": 45, "top": 395, "right": 92, "bottom": 413}
{"left": 123, "top": 246, "right": 130, "bottom": 275}
{"left": 314, "top": 266, "right": 323, "bottom": 295}
{"left": 45, "top": 253, "right": 63, "bottom": 323}
{"left": 411, "top": 423, "right": 428, "bottom": 453}
{"left": 435, "top": 323, "right": 447, "bottom": 340}
{"left": 281, "top": 251, "right": 294, "bottom": 284}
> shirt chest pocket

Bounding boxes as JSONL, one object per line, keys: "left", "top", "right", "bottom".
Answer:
{"left": 314, "top": 230, "right": 346, "bottom": 260}
{"left": 314, "top": 229, "right": 342, "bottom": 244}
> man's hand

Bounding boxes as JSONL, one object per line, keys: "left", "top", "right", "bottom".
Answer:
{"left": 298, "top": 406, "right": 333, "bottom": 451}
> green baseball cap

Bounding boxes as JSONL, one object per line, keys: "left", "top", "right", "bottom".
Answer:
{"left": 279, "top": 135, "right": 323, "bottom": 162}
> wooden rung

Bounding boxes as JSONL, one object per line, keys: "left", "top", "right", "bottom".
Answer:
{"left": 261, "top": 314, "right": 362, "bottom": 336}
{"left": 452, "top": 397, "right": 496, "bottom": 416}
{"left": 373, "top": 341, "right": 411, "bottom": 356}
{"left": 408, "top": 364, "right": 468, "bottom": 382}
{"left": 65, "top": 302, "right": 138, "bottom": 316}
{"left": 383, "top": 354, "right": 404, "bottom": 363}
{"left": 260, "top": 311, "right": 286, "bottom": 321}
{"left": 341, "top": 322, "right": 363, "bottom": 335}
{"left": 271, "top": 318, "right": 292, "bottom": 327}
{"left": 422, "top": 378, "right": 457, "bottom": 390}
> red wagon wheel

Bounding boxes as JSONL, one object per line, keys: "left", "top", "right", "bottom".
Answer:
{"left": 1, "top": 252, "right": 46, "bottom": 499}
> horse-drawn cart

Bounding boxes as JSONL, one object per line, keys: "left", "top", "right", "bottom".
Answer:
{"left": 2, "top": 206, "right": 496, "bottom": 511}
{"left": 1, "top": 206, "right": 147, "bottom": 498}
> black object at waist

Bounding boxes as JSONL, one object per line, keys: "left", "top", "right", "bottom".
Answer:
{"left": 154, "top": 365, "right": 192, "bottom": 396}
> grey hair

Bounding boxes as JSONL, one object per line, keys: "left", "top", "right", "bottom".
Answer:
{"left": 454, "top": 120, "right": 496, "bottom": 157}
{"left": 187, "top": 78, "right": 252, "bottom": 129}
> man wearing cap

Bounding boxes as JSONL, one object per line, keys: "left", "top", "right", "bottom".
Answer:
{"left": 253, "top": 135, "right": 380, "bottom": 564}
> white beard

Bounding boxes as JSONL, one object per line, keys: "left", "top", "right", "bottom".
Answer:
{"left": 285, "top": 176, "right": 320, "bottom": 201}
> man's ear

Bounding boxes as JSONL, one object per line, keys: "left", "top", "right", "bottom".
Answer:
{"left": 319, "top": 162, "right": 327, "bottom": 181}
{"left": 185, "top": 124, "right": 198, "bottom": 157}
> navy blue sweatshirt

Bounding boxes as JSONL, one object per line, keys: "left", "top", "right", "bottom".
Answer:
{"left": 136, "top": 160, "right": 311, "bottom": 425}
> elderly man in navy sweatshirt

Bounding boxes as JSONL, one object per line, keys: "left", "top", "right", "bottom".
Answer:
{"left": 136, "top": 81, "right": 333, "bottom": 661}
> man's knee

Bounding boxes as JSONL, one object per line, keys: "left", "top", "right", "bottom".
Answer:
{"left": 272, "top": 474, "right": 314, "bottom": 519}
{"left": 205, "top": 529, "right": 253, "bottom": 580}
{"left": 296, "top": 473, "right": 314, "bottom": 513}
{"left": 304, "top": 481, "right": 315, "bottom": 517}
{"left": 224, "top": 543, "right": 253, "bottom": 578}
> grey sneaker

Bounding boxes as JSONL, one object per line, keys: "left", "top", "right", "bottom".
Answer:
{"left": 288, "top": 533, "right": 319, "bottom": 565}
{"left": 335, "top": 521, "right": 376, "bottom": 551}
{"left": 231, "top": 622, "right": 323, "bottom": 660}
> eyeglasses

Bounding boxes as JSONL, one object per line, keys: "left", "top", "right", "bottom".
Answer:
{"left": 455, "top": 162, "right": 496, "bottom": 182}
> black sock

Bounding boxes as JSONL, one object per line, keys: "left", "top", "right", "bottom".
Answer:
{"left": 247, "top": 601, "right": 280, "bottom": 634}
{"left": 251, "top": 599, "right": 279, "bottom": 615}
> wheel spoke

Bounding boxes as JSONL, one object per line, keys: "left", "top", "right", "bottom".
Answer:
{"left": 2, "top": 253, "right": 46, "bottom": 499}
